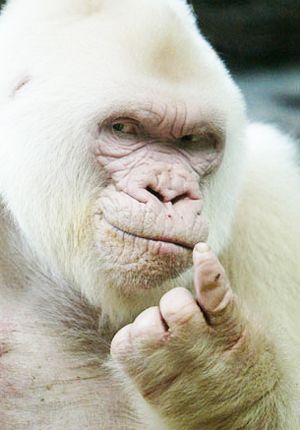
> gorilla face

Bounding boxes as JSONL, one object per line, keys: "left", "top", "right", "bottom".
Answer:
{"left": 93, "top": 99, "right": 225, "bottom": 288}
{"left": 0, "top": 0, "right": 246, "bottom": 306}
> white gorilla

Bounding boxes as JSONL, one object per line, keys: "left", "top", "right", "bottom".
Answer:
{"left": 0, "top": 0, "right": 300, "bottom": 429}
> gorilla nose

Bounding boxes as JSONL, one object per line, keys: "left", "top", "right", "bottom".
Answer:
{"left": 114, "top": 162, "right": 201, "bottom": 204}
{"left": 143, "top": 166, "right": 201, "bottom": 204}
{"left": 146, "top": 185, "right": 189, "bottom": 204}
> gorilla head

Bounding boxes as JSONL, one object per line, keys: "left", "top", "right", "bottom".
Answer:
{"left": 0, "top": 0, "right": 246, "bottom": 322}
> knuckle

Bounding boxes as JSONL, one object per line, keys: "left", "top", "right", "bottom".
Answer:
{"left": 199, "top": 261, "right": 225, "bottom": 281}
{"left": 171, "top": 301, "right": 200, "bottom": 326}
{"left": 131, "top": 306, "right": 165, "bottom": 340}
{"left": 160, "top": 288, "right": 201, "bottom": 326}
{"left": 223, "top": 327, "right": 248, "bottom": 353}
{"left": 110, "top": 324, "right": 132, "bottom": 357}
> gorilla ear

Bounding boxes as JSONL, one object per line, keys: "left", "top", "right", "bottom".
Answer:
{"left": 3, "top": 0, "right": 102, "bottom": 21}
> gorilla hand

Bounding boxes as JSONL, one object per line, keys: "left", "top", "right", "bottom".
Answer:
{"left": 111, "top": 244, "right": 283, "bottom": 429}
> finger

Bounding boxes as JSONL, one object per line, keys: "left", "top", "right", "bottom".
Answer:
{"left": 159, "top": 287, "right": 205, "bottom": 333}
{"left": 130, "top": 306, "right": 168, "bottom": 343}
{"left": 111, "top": 323, "right": 133, "bottom": 359}
{"left": 193, "top": 243, "right": 244, "bottom": 342}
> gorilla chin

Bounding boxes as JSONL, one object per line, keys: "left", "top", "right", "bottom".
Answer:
{"left": 94, "top": 218, "right": 193, "bottom": 290}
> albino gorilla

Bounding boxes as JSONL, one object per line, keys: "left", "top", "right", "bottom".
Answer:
{"left": 0, "top": 0, "right": 300, "bottom": 429}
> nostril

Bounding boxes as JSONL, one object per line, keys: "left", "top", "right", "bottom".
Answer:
{"left": 146, "top": 187, "right": 189, "bottom": 204}
{"left": 146, "top": 186, "right": 165, "bottom": 202}
{"left": 171, "top": 193, "right": 188, "bottom": 205}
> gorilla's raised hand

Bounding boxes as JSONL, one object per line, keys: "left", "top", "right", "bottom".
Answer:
{"left": 111, "top": 244, "right": 282, "bottom": 429}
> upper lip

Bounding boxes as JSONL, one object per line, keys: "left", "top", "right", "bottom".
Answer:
{"left": 107, "top": 221, "right": 193, "bottom": 250}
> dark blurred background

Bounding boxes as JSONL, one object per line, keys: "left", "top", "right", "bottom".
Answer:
{"left": 1, "top": 0, "right": 299, "bottom": 137}
{"left": 192, "top": 0, "right": 300, "bottom": 68}
{"left": 190, "top": 0, "right": 300, "bottom": 138}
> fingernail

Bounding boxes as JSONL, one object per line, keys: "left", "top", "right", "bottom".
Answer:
{"left": 194, "top": 243, "right": 210, "bottom": 254}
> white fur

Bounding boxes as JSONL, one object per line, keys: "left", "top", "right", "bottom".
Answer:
{"left": 0, "top": 0, "right": 245, "bottom": 314}
{"left": 0, "top": 0, "right": 299, "bottom": 428}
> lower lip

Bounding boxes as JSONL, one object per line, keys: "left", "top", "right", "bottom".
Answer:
{"left": 103, "top": 220, "right": 192, "bottom": 256}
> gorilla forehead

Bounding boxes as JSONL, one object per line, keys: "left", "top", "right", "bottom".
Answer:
{"left": 6, "top": 0, "right": 217, "bottom": 85}
{"left": 4, "top": 0, "right": 241, "bottom": 127}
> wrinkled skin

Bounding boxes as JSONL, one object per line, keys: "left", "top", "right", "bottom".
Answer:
{"left": 93, "top": 105, "right": 223, "bottom": 288}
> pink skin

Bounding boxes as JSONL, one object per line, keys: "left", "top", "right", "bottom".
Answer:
{"left": 93, "top": 103, "right": 224, "bottom": 259}
{"left": 110, "top": 243, "right": 234, "bottom": 353}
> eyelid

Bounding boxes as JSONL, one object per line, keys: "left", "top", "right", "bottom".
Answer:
{"left": 177, "top": 132, "right": 220, "bottom": 152}
{"left": 112, "top": 118, "right": 141, "bottom": 136}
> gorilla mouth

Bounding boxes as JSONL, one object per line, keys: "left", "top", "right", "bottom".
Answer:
{"left": 105, "top": 220, "right": 193, "bottom": 251}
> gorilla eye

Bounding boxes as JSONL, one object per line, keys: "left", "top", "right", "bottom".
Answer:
{"left": 178, "top": 133, "right": 218, "bottom": 152}
{"left": 113, "top": 123, "right": 125, "bottom": 132}
{"left": 181, "top": 135, "right": 199, "bottom": 143}
{"left": 112, "top": 122, "right": 139, "bottom": 136}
